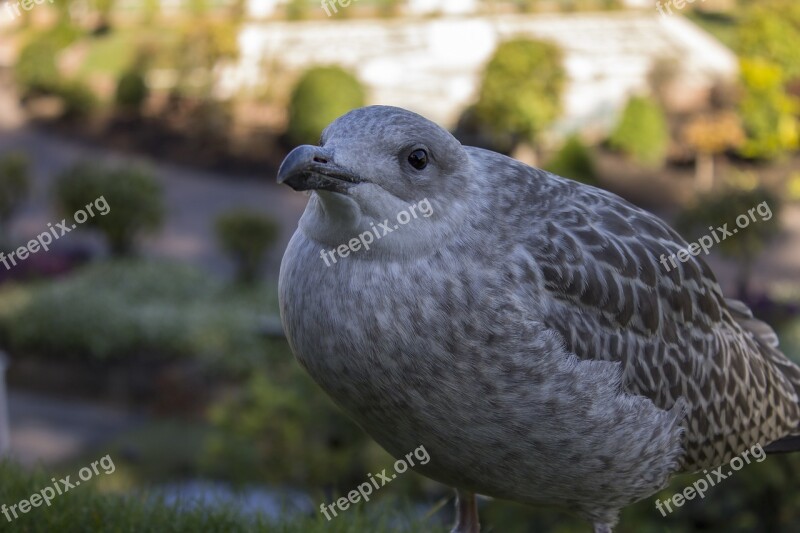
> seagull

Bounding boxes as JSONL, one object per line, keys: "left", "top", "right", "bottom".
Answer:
{"left": 277, "top": 106, "right": 800, "bottom": 532}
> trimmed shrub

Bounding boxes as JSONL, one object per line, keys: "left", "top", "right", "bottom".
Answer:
{"left": 473, "top": 38, "right": 565, "bottom": 152}
{"left": 0, "top": 260, "right": 278, "bottom": 374}
{"left": 609, "top": 95, "right": 668, "bottom": 167}
{"left": 54, "top": 80, "right": 98, "bottom": 120}
{"left": 545, "top": 135, "right": 598, "bottom": 186}
{"left": 115, "top": 70, "right": 150, "bottom": 113}
{"left": 286, "top": 66, "right": 366, "bottom": 146}
{"left": 55, "top": 163, "right": 164, "bottom": 256}
{"left": 215, "top": 210, "right": 280, "bottom": 284}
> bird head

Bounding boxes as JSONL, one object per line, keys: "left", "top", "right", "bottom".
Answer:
{"left": 278, "top": 106, "right": 475, "bottom": 254}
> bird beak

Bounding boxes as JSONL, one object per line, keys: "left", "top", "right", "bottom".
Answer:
{"left": 277, "top": 145, "right": 361, "bottom": 194}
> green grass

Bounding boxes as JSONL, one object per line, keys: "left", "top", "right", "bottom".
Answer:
{"left": 0, "top": 461, "right": 446, "bottom": 532}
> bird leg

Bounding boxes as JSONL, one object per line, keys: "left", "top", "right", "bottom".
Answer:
{"left": 451, "top": 489, "right": 480, "bottom": 533}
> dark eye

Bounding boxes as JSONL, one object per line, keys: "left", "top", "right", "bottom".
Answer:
{"left": 408, "top": 149, "right": 428, "bottom": 170}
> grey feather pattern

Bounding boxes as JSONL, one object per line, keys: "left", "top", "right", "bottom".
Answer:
{"left": 278, "top": 106, "right": 800, "bottom": 529}
{"left": 487, "top": 155, "right": 800, "bottom": 470}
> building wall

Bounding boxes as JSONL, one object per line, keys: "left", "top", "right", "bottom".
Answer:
{"left": 220, "top": 12, "right": 738, "bottom": 135}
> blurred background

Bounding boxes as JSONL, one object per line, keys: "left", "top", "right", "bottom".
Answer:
{"left": 0, "top": 0, "right": 799, "bottom": 531}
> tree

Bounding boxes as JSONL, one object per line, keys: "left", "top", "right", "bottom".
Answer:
{"left": 738, "top": 0, "right": 800, "bottom": 80}
{"left": 215, "top": 210, "right": 280, "bottom": 284}
{"left": 682, "top": 111, "right": 745, "bottom": 191}
{"left": 286, "top": 66, "right": 366, "bottom": 146}
{"left": 473, "top": 38, "right": 565, "bottom": 156}
{"left": 737, "top": 58, "right": 799, "bottom": 161}
{"left": 609, "top": 95, "right": 668, "bottom": 168}
{"left": 172, "top": 19, "right": 240, "bottom": 99}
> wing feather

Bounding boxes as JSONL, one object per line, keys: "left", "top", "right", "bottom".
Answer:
{"left": 511, "top": 169, "right": 800, "bottom": 470}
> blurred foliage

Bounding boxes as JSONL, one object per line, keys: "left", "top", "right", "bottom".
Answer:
{"left": 0, "top": 261, "right": 277, "bottom": 375}
{"left": 286, "top": 0, "right": 310, "bottom": 20}
{"left": 544, "top": 135, "right": 598, "bottom": 186}
{"left": 188, "top": 0, "right": 209, "bottom": 18}
{"left": 473, "top": 38, "right": 565, "bottom": 152}
{"left": 609, "top": 95, "right": 668, "bottom": 168}
{"left": 215, "top": 210, "right": 280, "bottom": 284}
{"left": 738, "top": 0, "right": 800, "bottom": 80}
{"left": 287, "top": 66, "right": 366, "bottom": 146}
{"left": 683, "top": 111, "right": 745, "bottom": 155}
{"left": 682, "top": 111, "right": 745, "bottom": 190}
{"left": 142, "top": 0, "right": 160, "bottom": 23}
{"left": 676, "top": 185, "right": 781, "bottom": 297}
{"left": 203, "top": 367, "right": 378, "bottom": 488}
{"left": 0, "top": 461, "right": 445, "bottom": 532}
{"left": 15, "top": 22, "right": 83, "bottom": 95}
{"left": 53, "top": 80, "right": 98, "bottom": 121}
{"left": 55, "top": 162, "right": 164, "bottom": 256}
{"left": 172, "top": 19, "right": 239, "bottom": 98}
{"left": 115, "top": 70, "right": 150, "bottom": 114}
{"left": 787, "top": 171, "right": 800, "bottom": 202}
{"left": 0, "top": 153, "right": 30, "bottom": 228}
{"left": 15, "top": 39, "right": 61, "bottom": 96}
{"left": 737, "top": 58, "right": 799, "bottom": 161}
{"left": 95, "top": 0, "right": 116, "bottom": 32}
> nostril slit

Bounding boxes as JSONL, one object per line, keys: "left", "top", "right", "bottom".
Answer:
{"left": 313, "top": 156, "right": 328, "bottom": 164}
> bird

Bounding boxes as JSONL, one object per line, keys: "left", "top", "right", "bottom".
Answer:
{"left": 277, "top": 105, "right": 800, "bottom": 532}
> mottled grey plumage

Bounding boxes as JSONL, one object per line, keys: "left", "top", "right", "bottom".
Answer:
{"left": 278, "top": 106, "right": 800, "bottom": 531}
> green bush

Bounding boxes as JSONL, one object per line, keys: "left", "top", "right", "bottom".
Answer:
{"left": 55, "top": 162, "right": 164, "bottom": 255}
{"left": 737, "top": 58, "right": 799, "bottom": 161}
{"left": 0, "top": 261, "right": 278, "bottom": 374}
{"left": 203, "top": 368, "right": 377, "bottom": 486}
{"left": 287, "top": 66, "right": 366, "bottom": 146}
{"left": 114, "top": 70, "right": 150, "bottom": 113}
{"left": 0, "top": 153, "right": 30, "bottom": 225}
{"left": 608, "top": 95, "right": 668, "bottom": 167}
{"left": 15, "top": 40, "right": 60, "bottom": 95}
{"left": 473, "top": 38, "right": 565, "bottom": 152}
{"left": 215, "top": 210, "right": 280, "bottom": 284}
{"left": 14, "top": 24, "right": 82, "bottom": 96}
{"left": 544, "top": 135, "right": 598, "bottom": 186}
{"left": 53, "top": 80, "right": 98, "bottom": 120}
{"left": 738, "top": 0, "right": 800, "bottom": 80}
